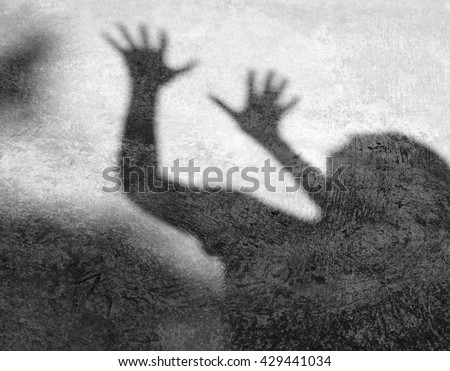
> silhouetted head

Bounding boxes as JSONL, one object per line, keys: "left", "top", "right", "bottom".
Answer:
{"left": 0, "top": 33, "right": 51, "bottom": 106}
{"left": 313, "top": 131, "right": 450, "bottom": 225}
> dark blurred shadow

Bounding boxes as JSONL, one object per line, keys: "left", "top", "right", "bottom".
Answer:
{"left": 0, "top": 212, "right": 221, "bottom": 350}
{"left": 0, "top": 33, "right": 51, "bottom": 107}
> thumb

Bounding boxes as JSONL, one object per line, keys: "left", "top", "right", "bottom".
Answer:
{"left": 209, "top": 94, "right": 238, "bottom": 120}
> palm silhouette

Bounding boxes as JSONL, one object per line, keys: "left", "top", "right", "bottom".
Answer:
{"left": 103, "top": 24, "right": 196, "bottom": 89}
{"left": 210, "top": 70, "right": 299, "bottom": 145}
{"left": 103, "top": 24, "right": 197, "bottom": 145}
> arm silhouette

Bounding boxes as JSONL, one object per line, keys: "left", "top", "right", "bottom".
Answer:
{"left": 104, "top": 24, "right": 196, "bottom": 161}
{"left": 210, "top": 71, "right": 309, "bottom": 177}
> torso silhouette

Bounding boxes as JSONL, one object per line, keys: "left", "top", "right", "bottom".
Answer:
{"left": 109, "top": 25, "right": 450, "bottom": 350}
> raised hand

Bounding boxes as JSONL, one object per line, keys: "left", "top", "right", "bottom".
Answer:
{"left": 210, "top": 70, "right": 299, "bottom": 144}
{"left": 103, "top": 24, "right": 196, "bottom": 89}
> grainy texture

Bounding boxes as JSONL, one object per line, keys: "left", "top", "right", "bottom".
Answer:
{"left": 1, "top": 0, "right": 450, "bottom": 351}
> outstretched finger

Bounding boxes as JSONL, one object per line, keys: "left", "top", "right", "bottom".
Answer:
{"left": 275, "top": 79, "right": 288, "bottom": 95}
{"left": 174, "top": 60, "right": 198, "bottom": 76}
{"left": 139, "top": 24, "right": 150, "bottom": 47}
{"left": 246, "top": 70, "right": 256, "bottom": 103}
{"left": 159, "top": 30, "right": 168, "bottom": 55}
{"left": 264, "top": 70, "right": 275, "bottom": 95}
{"left": 102, "top": 33, "right": 125, "bottom": 53}
{"left": 117, "top": 23, "right": 137, "bottom": 48}
{"left": 282, "top": 96, "right": 300, "bottom": 113}
{"left": 209, "top": 95, "right": 238, "bottom": 120}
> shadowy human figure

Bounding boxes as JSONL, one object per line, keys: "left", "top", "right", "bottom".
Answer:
{"left": 105, "top": 24, "right": 450, "bottom": 350}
